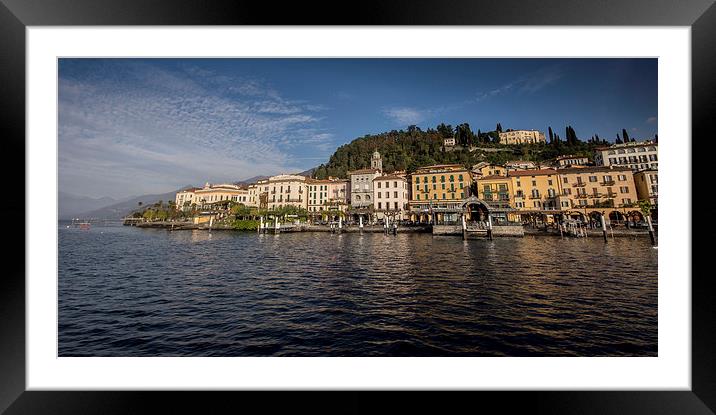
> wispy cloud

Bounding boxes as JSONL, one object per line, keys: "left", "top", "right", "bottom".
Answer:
{"left": 59, "top": 61, "right": 329, "bottom": 198}
{"left": 646, "top": 116, "right": 657, "bottom": 124}
{"left": 475, "top": 64, "right": 566, "bottom": 102}
{"left": 382, "top": 107, "right": 428, "bottom": 126}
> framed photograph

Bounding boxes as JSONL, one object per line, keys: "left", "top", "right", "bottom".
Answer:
{"left": 3, "top": 0, "right": 713, "bottom": 413}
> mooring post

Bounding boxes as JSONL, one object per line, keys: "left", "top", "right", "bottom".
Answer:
{"left": 601, "top": 213, "right": 608, "bottom": 243}
{"left": 338, "top": 215, "right": 342, "bottom": 234}
{"left": 274, "top": 216, "right": 279, "bottom": 234}
{"left": 461, "top": 214, "right": 467, "bottom": 240}
{"left": 647, "top": 215, "right": 656, "bottom": 245}
{"left": 487, "top": 214, "right": 493, "bottom": 240}
{"left": 359, "top": 215, "right": 363, "bottom": 233}
{"left": 259, "top": 216, "right": 263, "bottom": 234}
{"left": 559, "top": 221, "right": 564, "bottom": 238}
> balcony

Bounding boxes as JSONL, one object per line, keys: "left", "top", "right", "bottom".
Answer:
{"left": 572, "top": 182, "right": 586, "bottom": 187}
{"left": 529, "top": 194, "right": 541, "bottom": 199}
{"left": 575, "top": 193, "right": 589, "bottom": 198}
{"left": 601, "top": 180, "right": 615, "bottom": 186}
{"left": 605, "top": 193, "right": 617, "bottom": 198}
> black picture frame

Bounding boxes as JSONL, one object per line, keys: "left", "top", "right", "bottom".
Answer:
{"left": 1, "top": 0, "right": 713, "bottom": 413}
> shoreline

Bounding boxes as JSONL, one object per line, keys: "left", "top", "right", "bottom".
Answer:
{"left": 122, "top": 220, "right": 655, "bottom": 238}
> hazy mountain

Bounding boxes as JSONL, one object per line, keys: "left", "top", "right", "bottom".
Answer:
{"left": 298, "top": 167, "right": 317, "bottom": 177}
{"left": 58, "top": 192, "right": 119, "bottom": 219}
{"left": 77, "top": 187, "right": 191, "bottom": 219}
{"left": 235, "top": 175, "right": 269, "bottom": 186}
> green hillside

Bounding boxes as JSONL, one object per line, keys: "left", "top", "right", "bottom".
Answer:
{"left": 312, "top": 123, "right": 612, "bottom": 179}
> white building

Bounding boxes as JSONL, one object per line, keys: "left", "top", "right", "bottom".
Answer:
{"left": 265, "top": 174, "right": 308, "bottom": 210}
{"left": 307, "top": 177, "right": 350, "bottom": 213}
{"left": 554, "top": 155, "right": 589, "bottom": 168}
{"left": 443, "top": 137, "right": 456, "bottom": 147}
{"left": 372, "top": 174, "right": 409, "bottom": 220}
{"left": 594, "top": 141, "right": 658, "bottom": 171}
{"left": 175, "top": 187, "right": 200, "bottom": 209}
{"left": 348, "top": 150, "right": 383, "bottom": 208}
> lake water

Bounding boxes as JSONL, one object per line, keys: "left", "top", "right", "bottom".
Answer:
{"left": 58, "top": 224, "right": 658, "bottom": 356}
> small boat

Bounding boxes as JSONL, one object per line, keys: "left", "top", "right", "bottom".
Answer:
{"left": 78, "top": 222, "right": 90, "bottom": 230}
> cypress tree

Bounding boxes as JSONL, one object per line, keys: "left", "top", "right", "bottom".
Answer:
{"left": 548, "top": 126, "right": 554, "bottom": 143}
{"left": 622, "top": 128, "right": 630, "bottom": 142}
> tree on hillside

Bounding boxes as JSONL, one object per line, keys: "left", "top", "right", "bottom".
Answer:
{"left": 548, "top": 126, "right": 554, "bottom": 143}
{"left": 496, "top": 123, "right": 503, "bottom": 133}
{"left": 436, "top": 123, "right": 453, "bottom": 139}
{"left": 654, "top": 133, "right": 658, "bottom": 143}
{"left": 615, "top": 134, "right": 623, "bottom": 144}
{"left": 622, "top": 128, "right": 630, "bottom": 142}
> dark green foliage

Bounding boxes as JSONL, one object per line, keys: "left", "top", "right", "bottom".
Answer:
{"left": 313, "top": 123, "right": 609, "bottom": 179}
{"left": 232, "top": 219, "right": 260, "bottom": 230}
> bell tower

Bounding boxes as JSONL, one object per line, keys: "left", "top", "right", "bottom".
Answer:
{"left": 371, "top": 150, "right": 382, "bottom": 172}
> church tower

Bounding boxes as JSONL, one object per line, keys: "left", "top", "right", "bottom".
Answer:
{"left": 371, "top": 150, "right": 382, "bottom": 172}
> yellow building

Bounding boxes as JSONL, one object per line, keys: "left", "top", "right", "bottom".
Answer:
{"left": 410, "top": 164, "right": 470, "bottom": 202}
{"left": 472, "top": 163, "right": 507, "bottom": 178}
{"left": 499, "top": 129, "right": 546, "bottom": 144}
{"left": 408, "top": 164, "right": 471, "bottom": 223}
{"left": 475, "top": 175, "right": 512, "bottom": 208}
{"left": 633, "top": 169, "right": 658, "bottom": 205}
{"left": 508, "top": 169, "right": 562, "bottom": 211}
{"left": 557, "top": 167, "right": 638, "bottom": 210}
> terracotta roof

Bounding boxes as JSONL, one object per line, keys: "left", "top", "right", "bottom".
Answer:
{"left": 507, "top": 169, "right": 558, "bottom": 177}
{"left": 477, "top": 175, "right": 510, "bottom": 181}
{"left": 557, "top": 166, "right": 633, "bottom": 174}
{"left": 414, "top": 164, "right": 469, "bottom": 174}
{"left": 373, "top": 174, "right": 406, "bottom": 181}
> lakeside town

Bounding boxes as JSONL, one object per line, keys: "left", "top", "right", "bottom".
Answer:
{"left": 123, "top": 128, "right": 658, "bottom": 241}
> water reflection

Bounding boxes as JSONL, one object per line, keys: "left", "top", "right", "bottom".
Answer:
{"left": 58, "top": 225, "right": 657, "bottom": 356}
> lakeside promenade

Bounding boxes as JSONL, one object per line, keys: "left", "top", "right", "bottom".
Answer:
{"left": 122, "top": 218, "right": 655, "bottom": 239}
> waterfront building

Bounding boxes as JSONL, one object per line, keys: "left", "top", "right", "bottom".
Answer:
{"left": 307, "top": 177, "right": 350, "bottom": 215}
{"left": 247, "top": 182, "right": 260, "bottom": 208}
{"left": 265, "top": 174, "right": 307, "bottom": 210}
{"left": 175, "top": 187, "right": 200, "bottom": 210}
{"left": 372, "top": 174, "right": 409, "bottom": 220}
{"left": 408, "top": 164, "right": 471, "bottom": 223}
{"left": 594, "top": 140, "right": 658, "bottom": 171}
{"left": 634, "top": 169, "right": 658, "bottom": 206}
{"left": 556, "top": 166, "right": 638, "bottom": 210}
{"left": 554, "top": 154, "right": 589, "bottom": 168}
{"left": 349, "top": 151, "right": 383, "bottom": 210}
{"left": 508, "top": 169, "right": 561, "bottom": 211}
{"left": 475, "top": 175, "right": 516, "bottom": 222}
{"left": 498, "top": 129, "right": 546, "bottom": 145}
{"left": 348, "top": 168, "right": 381, "bottom": 209}
{"left": 193, "top": 183, "right": 250, "bottom": 208}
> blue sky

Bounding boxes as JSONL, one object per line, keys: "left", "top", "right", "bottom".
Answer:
{"left": 59, "top": 58, "right": 657, "bottom": 199}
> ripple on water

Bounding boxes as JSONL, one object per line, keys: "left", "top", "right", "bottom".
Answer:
{"left": 58, "top": 225, "right": 657, "bottom": 356}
